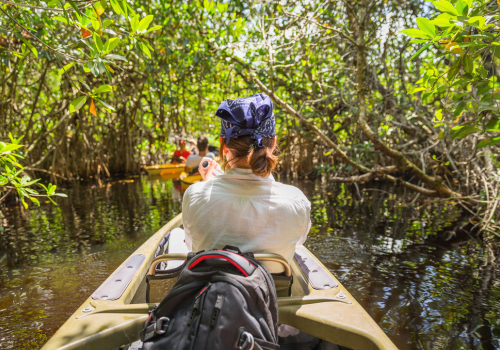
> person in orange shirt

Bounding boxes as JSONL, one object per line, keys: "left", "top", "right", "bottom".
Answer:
{"left": 172, "top": 140, "right": 192, "bottom": 163}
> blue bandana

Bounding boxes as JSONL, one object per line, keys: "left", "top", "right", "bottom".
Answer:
{"left": 215, "top": 93, "right": 275, "bottom": 148}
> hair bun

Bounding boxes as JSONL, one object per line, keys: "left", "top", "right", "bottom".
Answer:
{"left": 222, "top": 136, "right": 278, "bottom": 178}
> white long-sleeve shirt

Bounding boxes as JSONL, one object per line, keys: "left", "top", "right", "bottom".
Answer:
{"left": 182, "top": 168, "right": 311, "bottom": 263}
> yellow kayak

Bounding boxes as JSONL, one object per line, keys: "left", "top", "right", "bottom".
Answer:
{"left": 144, "top": 164, "right": 185, "bottom": 177}
{"left": 180, "top": 173, "right": 202, "bottom": 193}
{"left": 42, "top": 214, "right": 398, "bottom": 350}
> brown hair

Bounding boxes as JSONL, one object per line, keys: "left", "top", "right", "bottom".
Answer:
{"left": 220, "top": 136, "right": 278, "bottom": 178}
{"left": 197, "top": 136, "right": 208, "bottom": 152}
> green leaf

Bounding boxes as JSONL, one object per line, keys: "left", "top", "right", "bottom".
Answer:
{"left": 469, "top": 101, "right": 479, "bottom": 113}
{"left": 467, "top": 16, "right": 486, "bottom": 30}
{"left": 119, "top": 0, "right": 127, "bottom": 17}
{"left": 142, "top": 40, "right": 153, "bottom": 51}
{"left": 436, "top": 109, "right": 443, "bottom": 121}
{"left": 478, "top": 66, "right": 488, "bottom": 80}
{"left": 452, "top": 125, "right": 480, "bottom": 139}
{"left": 453, "top": 101, "right": 467, "bottom": 117}
{"left": 458, "top": 42, "right": 484, "bottom": 48}
{"left": 130, "top": 15, "right": 139, "bottom": 32}
{"left": 409, "top": 39, "right": 428, "bottom": 44}
{"left": 409, "top": 42, "right": 432, "bottom": 62}
{"left": 409, "top": 87, "right": 427, "bottom": 94}
{"left": 80, "top": 81, "right": 91, "bottom": 92}
{"left": 456, "top": 0, "right": 468, "bottom": 16}
{"left": 24, "top": 188, "right": 39, "bottom": 195}
{"left": 24, "top": 178, "right": 40, "bottom": 187}
{"left": 477, "top": 139, "right": 491, "bottom": 148}
{"left": 48, "top": 184, "right": 56, "bottom": 195}
{"left": 67, "top": 1, "right": 81, "bottom": 16}
{"left": 138, "top": 14, "right": 154, "bottom": 32}
{"left": 69, "top": 96, "right": 87, "bottom": 113}
{"left": 93, "top": 34, "right": 103, "bottom": 52}
{"left": 89, "top": 62, "right": 100, "bottom": 77}
{"left": 416, "top": 17, "right": 436, "bottom": 37}
{"left": 430, "top": 13, "right": 457, "bottom": 27}
{"left": 58, "top": 62, "right": 75, "bottom": 75}
{"left": 19, "top": 37, "right": 38, "bottom": 58}
{"left": 452, "top": 92, "right": 468, "bottom": 101}
{"left": 491, "top": 137, "right": 500, "bottom": 147}
{"left": 493, "top": 46, "right": 500, "bottom": 60}
{"left": 447, "top": 66, "right": 460, "bottom": 81}
{"left": 52, "top": 193, "right": 68, "bottom": 197}
{"left": 432, "top": 1, "right": 458, "bottom": 16}
{"left": 94, "top": 84, "right": 112, "bottom": 94}
{"left": 140, "top": 42, "right": 151, "bottom": 58}
{"left": 95, "top": 98, "right": 116, "bottom": 111}
{"left": 0, "top": 143, "right": 23, "bottom": 154}
{"left": 105, "top": 54, "right": 128, "bottom": 62}
{"left": 97, "top": 61, "right": 106, "bottom": 74}
{"left": 126, "top": 3, "right": 135, "bottom": 16}
{"left": 52, "top": 16, "right": 70, "bottom": 24}
{"left": 399, "top": 29, "right": 431, "bottom": 39}
{"left": 463, "top": 55, "right": 473, "bottom": 74}
{"left": 91, "top": 17, "right": 101, "bottom": 31}
{"left": 146, "top": 25, "right": 162, "bottom": 33}
{"left": 102, "top": 39, "right": 120, "bottom": 55}
{"left": 109, "top": 0, "right": 122, "bottom": 15}
{"left": 486, "top": 117, "right": 500, "bottom": 131}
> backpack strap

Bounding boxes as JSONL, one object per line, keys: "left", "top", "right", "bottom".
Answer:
{"left": 222, "top": 245, "right": 254, "bottom": 259}
{"left": 188, "top": 250, "right": 256, "bottom": 276}
{"left": 221, "top": 245, "right": 243, "bottom": 254}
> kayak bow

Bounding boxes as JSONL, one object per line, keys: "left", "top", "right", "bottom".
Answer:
{"left": 144, "top": 164, "right": 185, "bottom": 177}
{"left": 42, "top": 214, "right": 398, "bottom": 350}
{"left": 180, "top": 173, "right": 202, "bottom": 193}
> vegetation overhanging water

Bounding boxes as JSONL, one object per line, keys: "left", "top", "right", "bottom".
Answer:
{"left": 0, "top": 176, "right": 499, "bottom": 350}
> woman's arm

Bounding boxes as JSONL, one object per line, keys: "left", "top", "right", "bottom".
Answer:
{"left": 182, "top": 188, "right": 193, "bottom": 251}
{"left": 296, "top": 198, "right": 312, "bottom": 246}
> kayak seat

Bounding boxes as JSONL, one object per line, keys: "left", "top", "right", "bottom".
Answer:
{"left": 146, "top": 252, "right": 293, "bottom": 303}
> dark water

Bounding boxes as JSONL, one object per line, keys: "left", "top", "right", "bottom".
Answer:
{"left": 0, "top": 176, "right": 499, "bottom": 350}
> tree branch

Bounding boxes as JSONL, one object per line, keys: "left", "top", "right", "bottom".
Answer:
{"left": 353, "top": 0, "right": 457, "bottom": 198}
{"left": 231, "top": 56, "right": 370, "bottom": 174}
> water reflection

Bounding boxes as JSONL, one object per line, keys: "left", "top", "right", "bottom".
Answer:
{"left": 0, "top": 176, "right": 499, "bottom": 350}
{"left": 0, "top": 177, "right": 181, "bottom": 349}
{"left": 292, "top": 179, "right": 500, "bottom": 350}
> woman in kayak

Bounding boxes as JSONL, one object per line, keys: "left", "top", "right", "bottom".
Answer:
{"left": 182, "top": 93, "right": 311, "bottom": 266}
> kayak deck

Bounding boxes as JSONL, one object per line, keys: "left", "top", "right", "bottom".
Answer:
{"left": 41, "top": 214, "right": 398, "bottom": 350}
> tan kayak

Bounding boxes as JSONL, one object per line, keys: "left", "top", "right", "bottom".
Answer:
{"left": 144, "top": 164, "right": 185, "bottom": 177}
{"left": 41, "top": 214, "right": 398, "bottom": 350}
{"left": 180, "top": 173, "right": 202, "bottom": 193}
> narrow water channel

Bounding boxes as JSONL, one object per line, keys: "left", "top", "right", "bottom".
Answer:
{"left": 0, "top": 176, "right": 498, "bottom": 350}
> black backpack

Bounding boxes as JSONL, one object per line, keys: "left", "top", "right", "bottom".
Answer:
{"left": 140, "top": 246, "right": 280, "bottom": 350}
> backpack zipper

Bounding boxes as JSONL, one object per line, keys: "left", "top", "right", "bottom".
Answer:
{"left": 210, "top": 294, "right": 224, "bottom": 327}
{"left": 187, "top": 283, "right": 211, "bottom": 326}
{"left": 184, "top": 284, "right": 210, "bottom": 350}
{"left": 196, "top": 282, "right": 212, "bottom": 299}
{"left": 206, "top": 294, "right": 225, "bottom": 350}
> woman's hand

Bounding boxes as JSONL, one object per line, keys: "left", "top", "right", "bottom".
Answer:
{"left": 199, "top": 158, "right": 221, "bottom": 181}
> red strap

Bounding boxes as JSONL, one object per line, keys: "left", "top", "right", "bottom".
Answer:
{"left": 188, "top": 251, "right": 255, "bottom": 277}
